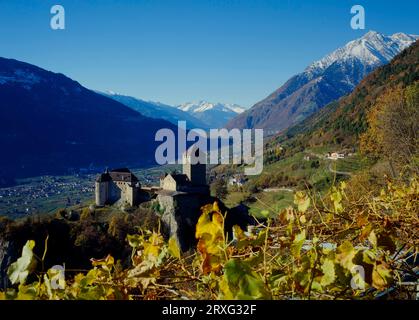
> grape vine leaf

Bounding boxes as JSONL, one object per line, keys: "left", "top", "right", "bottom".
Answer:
{"left": 219, "top": 259, "right": 271, "bottom": 300}
{"left": 291, "top": 230, "right": 306, "bottom": 259}
{"left": 195, "top": 203, "right": 226, "bottom": 274}
{"left": 168, "top": 237, "right": 181, "bottom": 259}
{"left": 7, "top": 240, "right": 36, "bottom": 285}
{"left": 294, "top": 192, "right": 310, "bottom": 213}
{"left": 321, "top": 258, "right": 336, "bottom": 286}
{"left": 372, "top": 262, "right": 393, "bottom": 290}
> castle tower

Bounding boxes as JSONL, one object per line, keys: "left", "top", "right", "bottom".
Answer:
{"left": 182, "top": 145, "right": 207, "bottom": 186}
{"left": 95, "top": 169, "right": 111, "bottom": 206}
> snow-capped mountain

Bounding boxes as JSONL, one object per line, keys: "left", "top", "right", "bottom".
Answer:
{"left": 178, "top": 101, "right": 245, "bottom": 128}
{"left": 226, "top": 31, "right": 418, "bottom": 134}
{"left": 99, "top": 91, "right": 208, "bottom": 129}
{"left": 305, "top": 31, "right": 418, "bottom": 76}
{"left": 179, "top": 101, "right": 245, "bottom": 114}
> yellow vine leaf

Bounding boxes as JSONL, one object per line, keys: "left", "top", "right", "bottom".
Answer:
{"left": 7, "top": 240, "right": 36, "bottom": 285}
{"left": 168, "top": 237, "right": 181, "bottom": 259}
{"left": 321, "top": 259, "right": 336, "bottom": 286}
{"left": 330, "top": 187, "right": 344, "bottom": 213}
{"left": 290, "top": 230, "right": 306, "bottom": 259}
{"left": 372, "top": 262, "right": 393, "bottom": 290}
{"left": 91, "top": 254, "right": 114, "bottom": 271}
{"left": 294, "top": 191, "right": 310, "bottom": 213}
{"left": 196, "top": 202, "right": 226, "bottom": 274}
{"left": 336, "top": 241, "right": 356, "bottom": 270}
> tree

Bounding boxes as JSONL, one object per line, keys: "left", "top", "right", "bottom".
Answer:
{"left": 360, "top": 83, "right": 419, "bottom": 175}
{"left": 211, "top": 178, "right": 228, "bottom": 200}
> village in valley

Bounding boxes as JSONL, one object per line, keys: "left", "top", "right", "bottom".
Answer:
{"left": 0, "top": 145, "right": 359, "bottom": 221}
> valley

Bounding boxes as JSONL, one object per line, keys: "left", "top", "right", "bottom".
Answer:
{"left": 0, "top": 165, "right": 179, "bottom": 219}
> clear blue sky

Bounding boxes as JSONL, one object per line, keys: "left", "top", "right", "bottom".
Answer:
{"left": 0, "top": 0, "right": 417, "bottom": 107}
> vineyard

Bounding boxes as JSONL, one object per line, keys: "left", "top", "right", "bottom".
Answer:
{"left": 0, "top": 174, "right": 417, "bottom": 300}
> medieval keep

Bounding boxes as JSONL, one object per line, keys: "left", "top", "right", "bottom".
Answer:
{"left": 95, "top": 168, "right": 142, "bottom": 206}
{"left": 95, "top": 146, "right": 209, "bottom": 207}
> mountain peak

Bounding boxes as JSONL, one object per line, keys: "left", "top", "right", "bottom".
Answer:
{"left": 178, "top": 101, "right": 245, "bottom": 128}
{"left": 178, "top": 101, "right": 245, "bottom": 114}
{"left": 362, "top": 30, "right": 381, "bottom": 39}
{"left": 227, "top": 30, "right": 418, "bottom": 133}
{"left": 305, "top": 31, "right": 418, "bottom": 75}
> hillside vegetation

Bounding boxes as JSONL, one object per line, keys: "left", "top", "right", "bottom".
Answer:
{"left": 0, "top": 176, "right": 417, "bottom": 299}
{"left": 273, "top": 40, "right": 419, "bottom": 149}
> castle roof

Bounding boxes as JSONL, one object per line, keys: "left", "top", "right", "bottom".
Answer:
{"left": 96, "top": 168, "right": 139, "bottom": 183}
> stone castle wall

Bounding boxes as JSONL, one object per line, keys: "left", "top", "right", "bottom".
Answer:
{"left": 96, "top": 181, "right": 139, "bottom": 206}
{"left": 95, "top": 182, "right": 108, "bottom": 206}
{"left": 160, "top": 176, "right": 177, "bottom": 191}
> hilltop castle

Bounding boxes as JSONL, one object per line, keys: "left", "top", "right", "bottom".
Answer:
{"left": 95, "top": 146, "right": 209, "bottom": 207}
{"left": 95, "top": 168, "right": 142, "bottom": 207}
{"left": 94, "top": 146, "right": 253, "bottom": 252}
{"left": 159, "top": 146, "right": 209, "bottom": 195}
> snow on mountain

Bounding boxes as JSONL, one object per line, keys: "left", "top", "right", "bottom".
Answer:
{"left": 179, "top": 101, "right": 244, "bottom": 114}
{"left": 226, "top": 31, "right": 418, "bottom": 133}
{"left": 178, "top": 101, "right": 245, "bottom": 129}
{"left": 99, "top": 93, "right": 244, "bottom": 129}
{"left": 306, "top": 31, "right": 418, "bottom": 76}
{"left": 99, "top": 91, "right": 209, "bottom": 129}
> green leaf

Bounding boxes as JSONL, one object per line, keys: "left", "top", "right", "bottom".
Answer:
{"left": 260, "top": 210, "right": 271, "bottom": 218}
{"left": 294, "top": 192, "right": 310, "bottom": 213}
{"left": 16, "top": 283, "right": 39, "bottom": 300}
{"left": 7, "top": 240, "right": 36, "bottom": 285}
{"left": 336, "top": 241, "right": 356, "bottom": 270}
{"left": 127, "top": 234, "right": 142, "bottom": 249}
{"left": 368, "top": 231, "right": 378, "bottom": 248}
{"left": 320, "top": 259, "right": 336, "bottom": 286}
{"left": 219, "top": 259, "right": 271, "bottom": 300}
{"left": 290, "top": 230, "right": 306, "bottom": 259}
{"left": 330, "top": 188, "right": 343, "bottom": 213}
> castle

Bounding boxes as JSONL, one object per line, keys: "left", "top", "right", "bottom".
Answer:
{"left": 95, "top": 146, "right": 209, "bottom": 207}
{"left": 159, "top": 147, "right": 209, "bottom": 195}
{"left": 95, "top": 146, "right": 253, "bottom": 252}
{"left": 95, "top": 168, "right": 142, "bottom": 206}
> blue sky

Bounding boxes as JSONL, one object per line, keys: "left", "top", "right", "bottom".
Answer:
{"left": 0, "top": 0, "right": 418, "bottom": 107}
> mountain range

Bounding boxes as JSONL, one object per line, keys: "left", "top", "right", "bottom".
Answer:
{"left": 178, "top": 101, "right": 245, "bottom": 129}
{"left": 273, "top": 38, "right": 419, "bottom": 150}
{"left": 0, "top": 58, "right": 177, "bottom": 184}
{"left": 100, "top": 93, "right": 244, "bottom": 129}
{"left": 226, "top": 31, "right": 418, "bottom": 135}
{"left": 99, "top": 91, "right": 208, "bottom": 129}
{"left": 1, "top": 30, "right": 417, "bottom": 186}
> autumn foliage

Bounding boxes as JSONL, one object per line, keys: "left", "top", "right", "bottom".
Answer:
{"left": 1, "top": 171, "right": 417, "bottom": 300}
